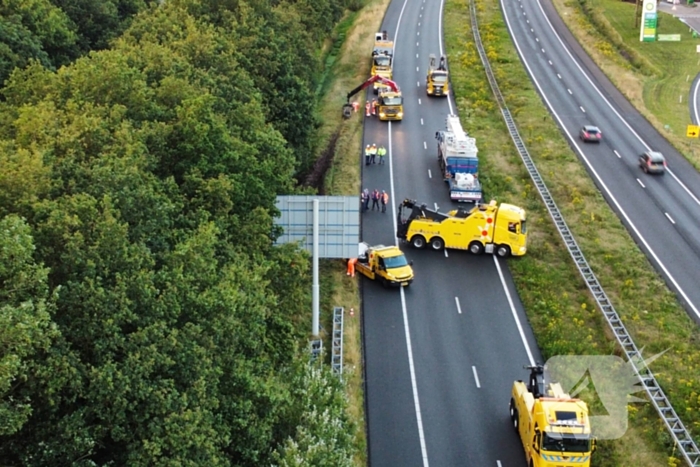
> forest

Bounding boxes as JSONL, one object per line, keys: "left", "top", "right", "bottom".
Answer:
{"left": 0, "top": 0, "right": 360, "bottom": 465}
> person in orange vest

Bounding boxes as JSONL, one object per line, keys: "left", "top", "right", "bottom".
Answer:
{"left": 346, "top": 257, "right": 357, "bottom": 276}
{"left": 371, "top": 99, "right": 378, "bottom": 116}
{"left": 365, "top": 101, "right": 371, "bottom": 117}
{"left": 381, "top": 190, "right": 389, "bottom": 213}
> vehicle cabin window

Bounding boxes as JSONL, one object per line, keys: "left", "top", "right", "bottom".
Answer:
{"left": 508, "top": 222, "right": 517, "bottom": 233}
{"left": 378, "top": 257, "right": 386, "bottom": 269}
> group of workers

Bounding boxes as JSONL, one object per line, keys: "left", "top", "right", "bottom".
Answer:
{"left": 364, "top": 98, "right": 380, "bottom": 117}
{"left": 364, "top": 143, "right": 387, "bottom": 166}
{"left": 360, "top": 188, "right": 389, "bottom": 213}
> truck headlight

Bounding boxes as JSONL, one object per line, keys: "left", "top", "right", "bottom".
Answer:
{"left": 397, "top": 112, "right": 403, "bottom": 118}
{"left": 379, "top": 112, "right": 386, "bottom": 118}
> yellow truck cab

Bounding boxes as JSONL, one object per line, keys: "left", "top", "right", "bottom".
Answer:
{"left": 377, "top": 89, "right": 404, "bottom": 121}
{"left": 371, "top": 31, "right": 394, "bottom": 93}
{"left": 396, "top": 199, "right": 527, "bottom": 257}
{"left": 355, "top": 242, "right": 413, "bottom": 287}
{"left": 426, "top": 54, "right": 449, "bottom": 97}
{"left": 510, "top": 366, "right": 596, "bottom": 467}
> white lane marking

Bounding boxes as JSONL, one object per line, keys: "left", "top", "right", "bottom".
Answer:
{"left": 438, "top": 0, "right": 455, "bottom": 114}
{"left": 417, "top": 53, "right": 419, "bottom": 58}
{"left": 419, "top": 98, "right": 422, "bottom": 105}
{"left": 444, "top": 249, "right": 449, "bottom": 258}
{"left": 580, "top": 106, "right": 586, "bottom": 113}
{"left": 416, "top": 66, "right": 420, "bottom": 72}
{"left": 497, "top": 462, "right": 503, "bottom": 467}
{"left": 541, "top": 48, "right": 545, "bottom": 53}
{"left": 418, "top": 22, "right": 421, "bottom": 27}
{"left": 428, "top": 169, "right": 432, "bottom": 178}
{"left": 455, "top": 297, "right": 462, "bottom": 314}
{"left": 548, "top": 60, "right": 552, "bottom": 65}
{"left": 417, "top": 81, "right": 420, "bottom": 87}
{"left": 503, "top": 0, "right": 700, "bottom": 320}
{"left": 472, "top": 366, "right": 481, "bottom": 388}
{"left": 614, "top": 150, "right": 621, "bottom": 158}
{"left": 493, "top": 256, "right": 536, "bottom": 365}
{"left": 424, "top": 141, "right": 427, "bottom": 150}
{"left": 665, "top": 212, "right": 676, "bottom": 224}
{"left": 434, "top": 202, "right": 439, "bottom": 210}
{"left": 417, "top": 42, "right": 419, "bottom": 46}
{"left": 556, "top": 73, "right": 561, "bottom": 79}
{"left": 535, "top": 37, "right": 539, "bottom": 42}
{"left": 637, "top": 178, "right": 645, "bottom": 188}
{"left": 531, "top": 28, "right": 534, "bottom": 32}
{"left": 421, "top": 118, "right": 424, "bottom": 125}
{"left": 417, "top": 31, "right": 420, "bottom": 36}
{"left": 391, "top": 2, "right": 429, "bottom": 463}
{"left": 567, "top": 89, "right": 572, "bottom": 95}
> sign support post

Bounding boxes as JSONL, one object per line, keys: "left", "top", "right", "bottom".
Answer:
{"left": 312, "top": 199, "right": 320, "bottom": 337}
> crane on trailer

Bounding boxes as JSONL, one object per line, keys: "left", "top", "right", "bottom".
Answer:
{"left": 436, "top": 114, "right": 482, "bottom": 202}
{"left": 426, "top": 54, "right": 449, "bottom": 96}
{"left": 343, "top": 75, "right": 404, "bottom": 121}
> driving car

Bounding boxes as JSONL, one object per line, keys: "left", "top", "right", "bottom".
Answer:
{"left": 579, "top": 125, "right": 602, "bottom": 142}
{"left": 639, "top": 151, "right": 666, "bottom": 174}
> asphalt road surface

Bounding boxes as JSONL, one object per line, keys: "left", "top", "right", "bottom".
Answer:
{"left": 502, "top": 0, "right": 700, "bottom": 324}
{"left": 360, "top": 1, "right": 542, "bottom": 465}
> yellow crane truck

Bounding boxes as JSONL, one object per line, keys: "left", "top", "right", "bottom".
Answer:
{"left": 371, "top": 31, "right": 394, "bottom": 93}
{"left": 396, "top": 199, "right": 527, "bottom": 257}
{"left": 510, "top": 365, "right": 596, "bottom": 467}
{"left": 426, "top": 54, "right": 449, "bottom": 97}
{"left": 355, "top": 242, "right": 414, "bottom": 288}
{"left": 344, "top": 75, "right": 404, "bottom": 121}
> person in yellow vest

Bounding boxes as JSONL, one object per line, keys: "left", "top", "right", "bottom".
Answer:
{"left": 364, "top": 144, "right": 371, "bottom": 166}
{"left": 377, "top": 145, "right": 387, "bottom": 165}
{"left": 381, "top": 190, "right": 389, "bottom": 213}
{"left": 369, "top": 144, "right": 378, "bottom": 164}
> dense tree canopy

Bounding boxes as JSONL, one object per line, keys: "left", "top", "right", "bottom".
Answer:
{"left": 0, "top": 0, "right": 358, "bottom": 464}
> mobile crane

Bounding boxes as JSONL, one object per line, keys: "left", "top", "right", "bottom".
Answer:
{"left": 396, "top": 199, "right": 527, "bottom": 257}
{"left": 426, "top": 54, "right": 449, "bottom": 96}
{"left": 510, "top": 365, "right": 596, "bottom": 467}
{"left": 344, "top": 75, "right": 404, "bottom": 121}
{"left": 436, "top": 114, "right": 482, "bottom": 203}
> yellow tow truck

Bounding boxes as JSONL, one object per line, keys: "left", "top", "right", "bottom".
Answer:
{"left": 371, "top": 31, "right": 394, "bottom": 93}
{"left": 426, "top": 54, "right": 449, "bottom": 97}
{"left": 510, "top": 365, "right": 596, "bottom": 467}
{"left": 344, "top": 75, "right": 404, "bottom": 121}
{"left": 355, "top": 242, "right": 413, "bottom": 288}
{"left": 396, "top": 199, "right": 527, "bottom": 257}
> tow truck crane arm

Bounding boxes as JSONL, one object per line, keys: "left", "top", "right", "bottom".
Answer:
{"left": 346, "top": 75, "right": 400, "bottom": 102}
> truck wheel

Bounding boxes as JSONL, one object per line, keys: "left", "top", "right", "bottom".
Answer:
{"left": 509, "top": 399, "right": 518, "bottom": 431}
{"left": 469, "top": 241, "right": 484, "bottom": 255}
{"left": 496, "top": 245, "right": 511, "bottom": 258}
{"left": 411, "top": 235, "right": 426, "bottom": 249}
{"left": 429, "top": 237, "right": 444, "bottom": 250}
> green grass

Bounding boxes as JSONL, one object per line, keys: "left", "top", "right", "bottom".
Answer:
{"left": 445, "top": 0, "right": 700, "bottom": 464}
{"left": 554, "top": 0, "right": 700, "bottom": 169}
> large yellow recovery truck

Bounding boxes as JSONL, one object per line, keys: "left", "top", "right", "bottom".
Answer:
{"left": 371, "top": 31, "right": 393, "bottom": 93}
{"left": 396, "top": 199, "right": 527, "bottom": 257}
{"left": 510, "top": 365, "right": 596, "bottom": 467}
{"left": 426, "top": 54, "right": 449, "bottom": 97}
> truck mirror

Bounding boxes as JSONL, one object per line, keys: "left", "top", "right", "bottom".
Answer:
{"left": 410, "top": 260, "right": 414, "bottom": 266}
{"left": 591, "top": 438, "right": 597, "bottom": 451}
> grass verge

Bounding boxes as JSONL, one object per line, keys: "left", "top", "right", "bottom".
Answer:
{"left": 446, "top": 0, "right": 700, "bottom": 464}
{"left": 314, "top": 0, "right": 392, "bottom": 464}
{"left": 550, "top": 0, "right": 700, "bottom": 169}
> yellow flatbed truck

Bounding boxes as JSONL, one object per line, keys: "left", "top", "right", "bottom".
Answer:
{"left": 355, "top": 242, "right": 413, "bottom": 288}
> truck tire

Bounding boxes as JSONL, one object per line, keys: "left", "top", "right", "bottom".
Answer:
{"left": 411, "top": 235, "right": 427, "bottom": 249}
{"left": 469, "top": 241, "right": 484, "bottom": 255}
{"left": 429, "top": 237, "right": 444, "bottom": 250}
{"left": 509, "top": 398, "right": 518, "bottom": 431}
{"left": 496, "top": 245, "right": 511, "bottom": 258}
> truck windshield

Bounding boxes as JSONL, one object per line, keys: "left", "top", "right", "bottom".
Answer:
{"left": 384, "top": 255, "right": 408, "bottom": 269}
{"left": 381, "top": 96, "right": 403, "bottom": 106}
{"left": 520, "top": 220, "right": 527, "bottom": 234}
{"left": 542, "top": 434, "right": 591, "bottom": 453}
{"left": 431, "top": 73, "right": 448, "bottom": 83}
{"left": 374, "top": 56, "right": 391, "bottom": 67}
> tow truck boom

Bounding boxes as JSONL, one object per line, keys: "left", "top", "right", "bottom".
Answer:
{"left": 346, "top": 75, "right": 400, "bottom": 102}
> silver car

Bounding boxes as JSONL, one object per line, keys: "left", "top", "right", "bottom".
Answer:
{"left": 639, "top": 151, "right": 666, "bottom": 174}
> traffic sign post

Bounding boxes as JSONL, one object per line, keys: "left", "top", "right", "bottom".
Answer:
{"left": 687, "top": 124, "right": 700, "bottom": 138}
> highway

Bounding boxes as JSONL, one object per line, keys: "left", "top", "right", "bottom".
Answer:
{"left": 502, "top": 0, "right": 700, "bottom": 323}
{"left": 361, "top": 0, "right": 541, "bottom": 465}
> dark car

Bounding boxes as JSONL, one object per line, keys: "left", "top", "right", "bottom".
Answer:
{"left": 639, "top": 151, "right": 666, "bottom": 174}
{"left": 579, "top": 125, "right": 602, "bottom": 142}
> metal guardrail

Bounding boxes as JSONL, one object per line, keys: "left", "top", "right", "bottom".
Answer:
{"left": 331, "top": 306, "right": 344, "bottom": 377}
{"left": 467, "top": 0, "right": 700, "bottom": 464}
